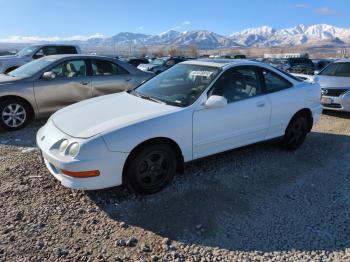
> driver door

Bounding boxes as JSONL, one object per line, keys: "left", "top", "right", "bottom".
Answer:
{"left": 192, "top": 66, "right": 271, "bottom": 159}
{"left": 33, "top": 59, "right": 92, "bottom": 117}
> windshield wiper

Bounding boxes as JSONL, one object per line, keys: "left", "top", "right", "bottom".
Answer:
{"left": 129, "top": 90, "right": 165, "bottom": 104}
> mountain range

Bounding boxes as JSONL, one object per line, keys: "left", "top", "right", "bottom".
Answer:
{"left": 2, "top": 24, "right": 350, "bottom": 50}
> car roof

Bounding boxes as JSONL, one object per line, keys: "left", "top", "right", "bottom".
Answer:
{"left": 181, "top": 58, "right": 260, "bottom": 68}
{"left": 334, "top": 59, "right": 350, "bottom": 63}
{"left": 40, "top": 54, "right": 116, "bottom": 60}
{"left": 30, "top": 43, "right": 79, "bottom": 47}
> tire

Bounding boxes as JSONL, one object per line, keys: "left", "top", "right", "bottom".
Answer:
{"left": 282, "top": 115, "right": 309, "bottom": 151}
{"left": 0, "top": 98, "right": 31, "bottom": 131}
{"left": 126, "top": 144, "right": 177, "bottom": 194}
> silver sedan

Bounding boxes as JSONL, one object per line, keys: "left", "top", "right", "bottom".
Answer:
{"left": 0, "top": 55, "right": 153, "bottom": 131}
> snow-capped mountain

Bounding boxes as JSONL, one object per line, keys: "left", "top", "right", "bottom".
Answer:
{"left": 230, "top": 24, "right": 350, "bottom": 47}
{"left": 1, "top": 24, "right": 350, "bottom": 50}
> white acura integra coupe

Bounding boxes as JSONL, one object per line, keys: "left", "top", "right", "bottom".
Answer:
{"left": 37, "top": 59, "right": 322, "bottom": 194}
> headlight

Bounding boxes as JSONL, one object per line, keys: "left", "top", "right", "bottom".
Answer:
{"left": 68, "top": 142, "right": 80, "bottom": 158}
{"left": 59, "top": 139, "right": 69, "bottom": 153}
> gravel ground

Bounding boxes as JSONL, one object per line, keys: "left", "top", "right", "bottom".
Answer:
{"left": 1, "top": 112, "right": 350, "bottom": 261}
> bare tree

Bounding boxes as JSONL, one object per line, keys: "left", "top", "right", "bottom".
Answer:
{"left": 139, "top": 46, "right": 148, "bottom": 57}
{"left": 168, "top": 46, "right": 182, "bottom": 57}
{"left": 187, "top": 45, "right": 198, "bottom": 57}
{"left": 155, "top": 47, "right": 164, "bottom": 57}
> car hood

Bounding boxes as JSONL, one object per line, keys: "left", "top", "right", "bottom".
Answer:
{"left": 138, "top": 63, "right": 159, "bottom": 70}
{"left": 52, "top": 92, "right": 181, "bottom": 139}
{"left": 0, "top": 74, "right": 22, "bottom": 84}
{"left": 0, "top": 55, "right": 20, "bottom": 61}
{"left": 315, "top": 75, "right": 350, "bottom": 89}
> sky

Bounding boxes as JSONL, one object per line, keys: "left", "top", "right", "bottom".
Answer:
{"left": 1, "top": 0, "right": 350, "bottom": 42}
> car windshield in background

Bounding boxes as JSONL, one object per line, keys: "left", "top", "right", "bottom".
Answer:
{"left": 16, "top": 46, "right": 38, "bottom": 57}
{"left": 131, "top": 64, "right": 220, "bottom": 107}
{"left": 8, "top": 58, "right": 54, "bottom": 78}
{"left": 151, "top": 59, "right": 165, "bottom": 65}
{"left": 319, "top": 63, "right": 350, "bottom": 77}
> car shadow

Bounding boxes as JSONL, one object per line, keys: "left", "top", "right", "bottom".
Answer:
{"left": 0, "top": 120, "right": 45, "bottom": 147}
{"left": 323, "top": 110, "right": 350, "bottom": 119}
{"left": 86, "top": 131, "right": 350, "bottom": 252}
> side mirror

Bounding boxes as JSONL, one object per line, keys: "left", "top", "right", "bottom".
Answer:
{"left": 42, "top": 71, "right": 56, "bottom": 80}
{"left": 314, "top": 70, "right": 320, "bottom": 75}
{"left": 205, "top": 95, "right": 227, "bottom": 109}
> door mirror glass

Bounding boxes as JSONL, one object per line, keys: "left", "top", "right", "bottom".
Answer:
{"left": 205, "top": 95, "right": 227, "bottom": 109}
{"left": 42, "top": 71, "right": 56, "bottom": 80}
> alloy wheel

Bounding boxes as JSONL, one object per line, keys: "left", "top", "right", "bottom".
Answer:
{"left": 1, "top": 103, "right": 27, "bottom": 128}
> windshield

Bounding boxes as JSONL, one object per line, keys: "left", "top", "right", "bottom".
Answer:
{"left": 151, "top": 58, "right": 165, "bottom": 65}
{"left": 131, "top": 64, "right": 221, "bottom": 107}
{"left": 319, "top": 62, "right": 350, "bottom": 77}
{"left": 16, "top": 46, "right": 38, "bottom": 57}
{"left": 8, "top": 58, "right": 55, "bottom": 78}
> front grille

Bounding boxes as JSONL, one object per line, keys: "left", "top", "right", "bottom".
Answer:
{"left": 321, "top": 88, "right": 348, "bottom": 97}
{"left": 323, "top": 103, "right": 342, "bottom": 109}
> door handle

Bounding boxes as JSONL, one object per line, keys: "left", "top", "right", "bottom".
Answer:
{"left": 125, "top": 77, "right": 132, "bottom": 82}
{"left": 257, "top": 101, "right": 266, "bottom": 107}
{"left": 80, "top": 81, "right": 90, "bottom": 86}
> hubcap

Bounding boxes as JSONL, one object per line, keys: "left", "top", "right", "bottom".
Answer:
{"left": 2, "top": 103, "right": 26, "bottom": 128}
{"left": 137, "top": 151, "right": 170, "bottom": 188}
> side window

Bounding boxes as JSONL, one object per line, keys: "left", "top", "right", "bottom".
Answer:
{"left": 58, "top": 46, "right": 78, "bottom": 54}
{"left": 91, "top": 59, "right": 129, "bottom": 76}
{"left": 262, "top": 69, "right": 292, "bottom": 93}
{"left": 50, "top": 60, "right": 87, "bottom": 78}
{"left": 210, "top": 67, "right": 261, "bottom": 103}
{"left": 42, "top": 46, "right": 59, "bottom": 56}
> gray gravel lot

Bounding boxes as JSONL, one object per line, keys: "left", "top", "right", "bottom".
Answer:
{"left": 0, "top": 112, "right": 350, "bottom": 261}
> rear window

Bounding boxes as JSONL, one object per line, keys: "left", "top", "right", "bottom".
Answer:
{"left": 58, "top": 46, "right": 78, "bottom": 54}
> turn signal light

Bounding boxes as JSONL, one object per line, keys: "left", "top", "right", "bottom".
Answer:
{"left": 61, "top": 169, "right": 100, "bottom": 178}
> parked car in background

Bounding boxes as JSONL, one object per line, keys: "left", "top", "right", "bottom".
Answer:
{"left": 37, "top": 59, "right": 321, "bottom": 194}
{"left": 314, "top": 59, "right": 350, "bottom": 112}
{"left": 0, "top": 55, "right": 153, "bottom": 131}
{"left": 120, "top": 57, "right": 149, "bottom": 67}
{"left": 137, "top": 57, "right": 186, "bottom": 74}
{"left": 285, "top": 57, "right": 315, "bottom": 75}
{"left": 0, "top": 44, "right": 81, "bottom": 74}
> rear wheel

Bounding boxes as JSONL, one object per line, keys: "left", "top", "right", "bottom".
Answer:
{"left": 282, "top": 115, "right": 309, "bottom": 150}
{"left": 126, "top": 144, "right": 177, "bottom": 194}
{"left": 0, "top": 98, "right": 31, "bottom": 131}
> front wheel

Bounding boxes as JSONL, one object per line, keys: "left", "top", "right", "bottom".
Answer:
{"left": 0, "top": 98, "right": 31, "bottom": 131}
{"left": 126, "top": 144, "right": 177, "bottom": 194}
{"left": 282, "top": 115, "right": 309, "bottom": 150}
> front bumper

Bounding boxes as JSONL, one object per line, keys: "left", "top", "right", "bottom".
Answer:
{"left": 321, "top": 91, "right": 350, "bottom": 112}
{"left": 36, "top": 121, "right": 129, "bottom": 190}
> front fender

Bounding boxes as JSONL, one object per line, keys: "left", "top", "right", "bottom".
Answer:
{"left": 102, "top": 109, "right": 193, "bottom": 161}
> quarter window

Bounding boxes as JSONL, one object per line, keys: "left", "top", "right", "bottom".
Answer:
{"left": 262, "top": 69, "right": 292, "bottom": 93}
{"left": 210, "top": 67, "right": 261, "bottom": 103}
{"left": 91, "top": 60, "right": 129, "bottom": 76}
{"left": 50, "top": 60, "right": 87, "bottom": 78}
